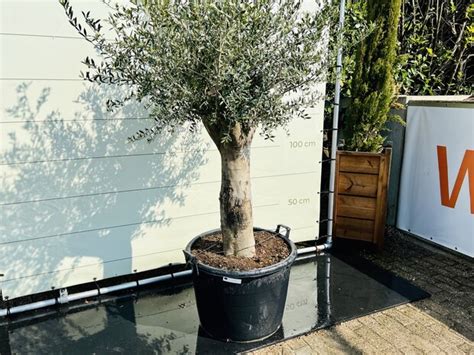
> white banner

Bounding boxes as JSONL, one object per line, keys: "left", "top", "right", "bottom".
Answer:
{"left": 397, "top": 103, "right": 474, "bottom": 257}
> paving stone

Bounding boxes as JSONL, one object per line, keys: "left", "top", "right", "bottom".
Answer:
{"left": 285, "top": 337, "right": 310, "bottom": 351}
{"left": 398, "top": 346, "right": 425, "bottom": 355}
{"left": 396, "top": 305, "right": 437, "bottom": 327}
{"left": 336, "top": 323, "right": 364, "bottom": 342}
{"left": 386, "top": 308, "right": 416, "bottom": 327}
{"left": 436, "top": 342, "right": 467, "bottom": 355}
{"left": 457, "top": 342, "right": 474, "bottom": 354}
{"left": 458, "top": 277, "right": 474, "bottom": 289}
{"left": 414, "top": 280, "right": 443, "bottom": 294}
{"left": 405, "top": 323, "right": 450, "bottom": 353}
{"left": 353, "top": 324, "right": 393, "bottom": 352}
{"left": 303, "top": 331, "right": 354, "bottom": 355}
{"left": 254, "top": 228, "right": 474, "bottom": 355}
{"left": 358, "top": 315, "right": 382, "bottom": 329}
{"left": 293, "top": 345, "right": 315, "bottom": 355}
{"left": 434, "top": 276, "right": 463, "bottom": 291}
{"left": 249, "top": 349, "right": 278, "bottom": 355}
{"left": 418, "top": 300, "right": 451, "bottom": 318}
{"left": 342, "top": 319, "right": 364, "bottom": 331}
{"left": 370, "top": 316, "right": 408, "bottom": 346}
{"left": 256, "top": 305, "right": 472, "bottom": 355}
{"left": 427, "top": 322, "right": 467, "bottom": 346}
{"left": 431, "top": 290, "right": 457, "bottom": 303}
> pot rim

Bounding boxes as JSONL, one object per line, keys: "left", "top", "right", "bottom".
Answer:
{"left": 184, "top": 226, "right": 297, "bottom": 278}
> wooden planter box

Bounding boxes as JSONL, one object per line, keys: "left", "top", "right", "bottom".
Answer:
{"left": 333, "top": 148, "right": 392, "bottom": 248}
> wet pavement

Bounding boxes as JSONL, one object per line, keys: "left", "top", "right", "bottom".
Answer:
{"left": 0, "top": 250, "right": 428, "bottom": 354}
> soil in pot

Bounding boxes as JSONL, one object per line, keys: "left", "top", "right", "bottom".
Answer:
{"left": 191, "top": 230, "right": 290, "bottom": 270}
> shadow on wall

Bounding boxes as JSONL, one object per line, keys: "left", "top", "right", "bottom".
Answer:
{"left": 0, "top": 82, "right": 208, "bottom": 298}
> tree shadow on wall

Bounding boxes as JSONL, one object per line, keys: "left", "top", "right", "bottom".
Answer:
{"left": 0, "top": 82, "right": 208, "bottom": 299}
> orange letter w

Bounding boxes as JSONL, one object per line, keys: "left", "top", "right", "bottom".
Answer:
{"left": 436, "top": 146, "right": 474, "bottom": 214}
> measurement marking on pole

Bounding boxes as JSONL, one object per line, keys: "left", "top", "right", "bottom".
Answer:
{"left": 288, "top": 198, "right": 311, "bottom": 206}
{"left": 289, "top": 141, "right": 317, "bottom": 149}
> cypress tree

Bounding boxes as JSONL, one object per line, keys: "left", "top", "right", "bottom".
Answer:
{"left": 344, "top": 0, "right": 402, "bottom": 152}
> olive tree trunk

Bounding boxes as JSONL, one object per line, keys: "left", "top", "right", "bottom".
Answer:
{"left": 203, "top": 121, "right": 256, "bottom": 257}
{"left": 219, "top": 145, "right": 255, "bottom": 257}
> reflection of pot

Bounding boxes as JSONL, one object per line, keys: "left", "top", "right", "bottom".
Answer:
{"left": 184, "top": 226, "right": 297, "bottom": 343}
{"left": 194, "top": 324, "right": 285, "bottom": 354}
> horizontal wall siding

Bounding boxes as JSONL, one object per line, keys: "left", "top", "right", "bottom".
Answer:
{"left": 0, "top": 0, "right": 324, "bottom": 298}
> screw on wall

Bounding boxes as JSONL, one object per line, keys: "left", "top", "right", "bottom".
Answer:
{"left": 0, "top": 273, "right": 4, "bottom": 309}
{"left": 93, "top": 277, "right": 101, "bottom": 299}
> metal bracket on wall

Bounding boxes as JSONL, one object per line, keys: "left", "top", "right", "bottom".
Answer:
{"left": 93, "top": 278, "right": 101, "bottom": 297}
{"left": 318, "top": 190, "right": 334, "bottom": 195}
{"left": 318, "top": 235, "right": 333, "bottom": 239}
{"left": 0, "top": 274, "right": 3, "bottom": 309}
{"left": 58, "top": 288, "right": 69, "bottom": 305}
{"left": 317, "top": 219, "right": 333, "bottom": 224}
{"left": 319, "top": 159, "right": 336, "bottom": 164}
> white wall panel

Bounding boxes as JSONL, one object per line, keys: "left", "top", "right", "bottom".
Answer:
{"left": 1, "top": 0, "right": 324, "bottom": 298}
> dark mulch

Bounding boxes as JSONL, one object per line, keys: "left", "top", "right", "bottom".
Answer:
{"left": 191, "top": 231, "right": 290, "bottom": 271}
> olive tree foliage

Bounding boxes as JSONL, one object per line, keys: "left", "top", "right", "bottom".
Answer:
{"left": 60, "top": 0, "right": 339, "bottom": 257}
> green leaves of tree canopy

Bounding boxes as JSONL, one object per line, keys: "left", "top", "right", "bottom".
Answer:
{"left": 344, "top": 0, "right": 402, "bottom": 152}
{"left": 61, "top": 0, "right": 340, "bottom": 145}
{"left": 396, "top": 0, "right": 473, "bottom": 95}
{"left": 335, "top": 0, "right": 472, "bottom": 99}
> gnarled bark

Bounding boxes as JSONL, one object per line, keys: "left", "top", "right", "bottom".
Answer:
{"left": 203, "top": 120, "right": 256, "bottom": 257}
{"left": 219, "top": 145, "right": 254, "bottom": 257}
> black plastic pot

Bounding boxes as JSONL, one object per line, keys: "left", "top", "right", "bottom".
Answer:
{"left": 184, "top": 225, "right": 297, "bottom": 343}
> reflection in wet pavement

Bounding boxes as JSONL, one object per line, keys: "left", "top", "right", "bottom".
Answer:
{"left": 0, "top": 251, "right": 429, "bottom": 354}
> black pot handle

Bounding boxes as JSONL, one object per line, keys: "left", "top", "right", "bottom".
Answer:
{"left": 183, "top": 250, "right": 195, "bottom": 263}
{"left": 183, "top": 250, "right": 200, "bottom": 276}
{"left": 276, "top": 224, "right": 291, "bottom": 239}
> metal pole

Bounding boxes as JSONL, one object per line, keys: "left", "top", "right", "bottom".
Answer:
{"left": 318, "top": 0, "right": 345, "bottom": 252}
{"left": 316, "top": 253, "right": 332, "bottom": 326}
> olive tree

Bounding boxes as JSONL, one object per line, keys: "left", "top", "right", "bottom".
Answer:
{"left": 60, "top": 0, "right": 337, "bottom": 257}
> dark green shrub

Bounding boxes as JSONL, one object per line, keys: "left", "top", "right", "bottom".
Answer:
{"left": 344, "top": 0, "right": 402, "bottom": 152}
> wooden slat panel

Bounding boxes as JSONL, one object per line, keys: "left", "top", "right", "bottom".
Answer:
{"left": 339, "top": 154, "right": 380, "bottom": 175}
{"left": 333, "top": 152, "right": 342, "bottom": 231}
{"left": 336, "top": 195, "right": 376, "bottom": 220}
{"left": 373, "top": 148, "right": 392, "bottom": 248}
{"left": 335, "top": 217, "right": 374, "bottom": 242}
{"left": 338, "top": 173, "right": 378, "bottom": 197}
